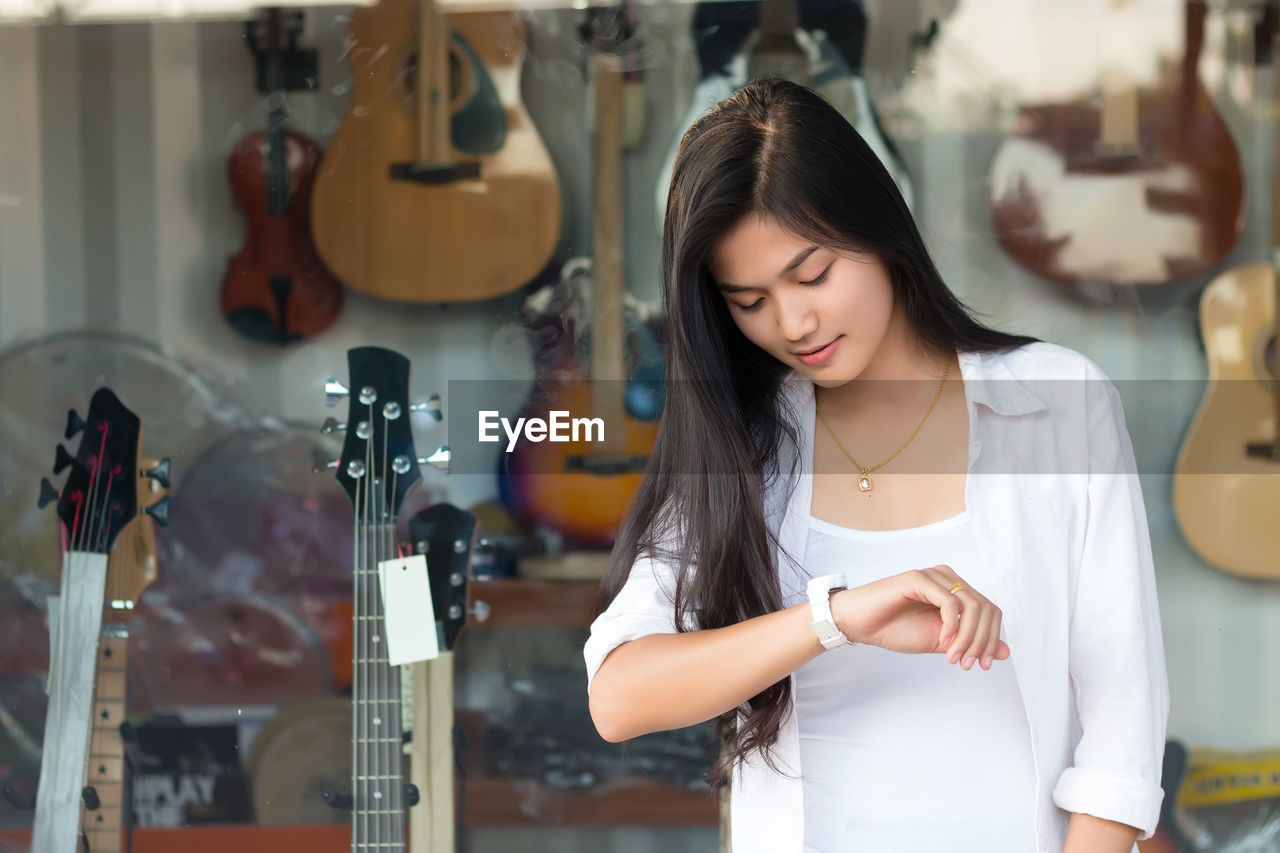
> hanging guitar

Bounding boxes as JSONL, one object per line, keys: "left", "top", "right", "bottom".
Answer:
{"left": 309, "top": 0, "right": 561, "bottom": 303}
{"left": 654, "top": 0, "right": 914, "bottom": 233}
{"left": 499, "top": 3, "right": 662, "bottom": 549}
{"left": 987, "top": 0, "right": 1245, "bottom": 292}
{"left": 31, "top": 390, "right": 169, "bottom": 853}
{"left": 1172, "top": 3, "right": 1280, "bottom": 579}
{"left": 221, "top": 7, "right": 344, "bottom": 345}
{"left": 315, "top": 347, "right": 451, "bottom": 850}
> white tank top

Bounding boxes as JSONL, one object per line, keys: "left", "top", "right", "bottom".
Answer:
{"left": 784, "top": 510, "right": 1038, "bottom": 853}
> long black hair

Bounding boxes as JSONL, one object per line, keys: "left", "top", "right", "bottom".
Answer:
{"left": 601, "top": 78, "right": 1039, "bottom": 783}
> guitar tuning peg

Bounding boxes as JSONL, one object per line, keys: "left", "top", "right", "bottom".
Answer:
{"left": 141, "top": 496, "right": 169, "bottom": 528}
{"left": 324, "top": 377, "right": 350, "bottom": 408}
{"left": 37, "top": 478, "right": 59, "bottom": 509}
{"left": 321, "top": 417, "right": 347, "bottom": 434}
{"left": 418, "top": 445, "right": 451, "bottom": 472}
{"left": 53, "top": 445, "right": 76, "bottom": 475}
{"left": 410, "top": 394, "right": 443, "bottom": 421}
{"left": 312, "top": 450, "right": 338, "bottom": 474}
{"left": 141, "top": 458, "right": 171, "bottom": 489}
{"left": 65, "top": 409, "right": 86, "bottom": 439}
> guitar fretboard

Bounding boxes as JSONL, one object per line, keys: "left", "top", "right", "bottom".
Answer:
{"left": 352, "top": 520, "right": 405, "bottom": 851}
{"left": 83, "top": 628, "right": 128, "bottom": 853}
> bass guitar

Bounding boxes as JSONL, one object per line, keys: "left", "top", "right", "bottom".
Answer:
{"left": 1172, "top": 5, "right": 1280, "bottom": 579}
{"left": 31, "top": 390, "right": 168, "bottom": 853}
{"left": 988, "top": 0, "right": 1244, "bottom": 292}
{"left": 319, "top": 347, "right": 451, "bottom": 849}
{"left": 310, "top": 1, "right": 561, "bottom": 303}
{"left": 222, "top": 7, "right": 343, "bottom": 344}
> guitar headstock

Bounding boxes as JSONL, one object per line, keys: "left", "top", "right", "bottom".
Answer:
{"left": 107, "top": 456, "right": 171, "bottom": 606}
{"left": 38, "top": 388, "right": 167, "bottom": 557}
{"left": 323, "top": 347, "right": 448, "bottom": 519}
{"left": 407, "top": 503, "right": 477, "bottom": 652}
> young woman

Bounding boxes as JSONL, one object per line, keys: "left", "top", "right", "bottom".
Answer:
{"left": 584, "top": 79, "right": 1168, "bottom": 853}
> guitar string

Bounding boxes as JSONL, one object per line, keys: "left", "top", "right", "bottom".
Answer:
{"left": 384, "top": 413, "right": 404, "bottom": 841}
{"left": 368, "top": 407, "right": 382, "bottom": 851}
{"left": 352, "top": 447, "right": 364, "bottom": 851}
{"left": 365, "top": 398, "right": 379, "bottom": 852}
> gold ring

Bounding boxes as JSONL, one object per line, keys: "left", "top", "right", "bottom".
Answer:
{"left": 949, "top": 583, "right": 968, "bottom": 594}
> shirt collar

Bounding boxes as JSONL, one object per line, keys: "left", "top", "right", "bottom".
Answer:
{"left": 956, "top": 348, "right": 1048, "bottom": 416}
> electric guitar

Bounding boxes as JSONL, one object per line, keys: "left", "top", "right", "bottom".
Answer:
{"left": 319, "top": 347, "right": 450, "bottom": 849}
{"left": 31, "top": 390, "right": 168, "bottom": 853}
{"left": 404, "top": 502, "right": 478, "bottom": 853}
{"left": 500, "top": 4, "right": 661, "bottom": 549}
{"left": 1172, "top": 5, "right": 1280, "bottom": 579}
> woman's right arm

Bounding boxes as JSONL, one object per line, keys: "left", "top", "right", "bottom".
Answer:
{"left": 587, "top": 565, "right": 1010, "bottom": 743}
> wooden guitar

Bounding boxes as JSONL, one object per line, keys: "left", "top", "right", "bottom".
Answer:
{"left": 1172, "top": 7, "right": 1280, "bottom": 580}
{"left": 500, "top": 6, "right": 661, "bottom": 549}
{"left": 310, "top": 1, "right": 561, "bottom": 303}
{"left": 988, "top": 0, "right": 1245, "bottom": 292}
{"left": 321, "top": 346, "right": 451, "bottom": 850}
{"left": 31, "top": 390, "right": 168, "bottom": 853}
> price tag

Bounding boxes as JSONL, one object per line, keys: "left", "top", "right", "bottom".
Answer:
{"left": 377, "top": 555, "right": 439, "bottom": 666}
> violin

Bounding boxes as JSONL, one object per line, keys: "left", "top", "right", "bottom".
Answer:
{"left": 221, "top": 7, "right": 342, "bottom": 345}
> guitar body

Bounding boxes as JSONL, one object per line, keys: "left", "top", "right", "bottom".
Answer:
{"left": 1172, "top": 264, "right": 1280, "bottom": 579}
{"left": 222, "top": 128, "right": 344, "bottom": 344}
{"left": 988, "top": 3, "right": 1244, "bottom": 290}
{"left": 500, "top": 371, "right": 660, "bottom": 548}
{"left": 311, "top": 4, "right": 561, "bottom": 303}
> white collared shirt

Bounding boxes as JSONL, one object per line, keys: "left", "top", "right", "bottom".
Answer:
{"left": 584, "top": 341, "right": 1170, "bottom": 853}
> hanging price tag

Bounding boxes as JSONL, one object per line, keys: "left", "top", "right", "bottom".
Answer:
{"left": 378, "top": 555, "right": 439, "bottom": 666}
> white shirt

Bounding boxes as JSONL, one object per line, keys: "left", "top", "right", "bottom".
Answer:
{"left": 584, "top": 341, "right": 1170, "bottom": 853}
{"left": 792, "top": 513, "right": 1036, "bottom": 852}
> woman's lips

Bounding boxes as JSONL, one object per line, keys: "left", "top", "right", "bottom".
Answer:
{"left": 794, "top": 337, "right": 841, "bottom": 366}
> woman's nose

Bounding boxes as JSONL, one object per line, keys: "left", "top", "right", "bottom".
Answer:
{"left": 776, "top": 289, "right": 818, "bottom": 342}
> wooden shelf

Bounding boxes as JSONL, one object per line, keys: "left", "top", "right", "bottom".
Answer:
{"left": 0, "top": 779, "right": 715, "bottom": 850}
{"left": 468, "top": 577, "right": 600, "bottom": 630}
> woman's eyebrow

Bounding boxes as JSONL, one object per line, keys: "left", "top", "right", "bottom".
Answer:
{"left": 715, "top": 246, "right": 820, "bottom": 292}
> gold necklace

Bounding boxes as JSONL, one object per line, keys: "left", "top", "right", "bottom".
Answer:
{"left": 814, "top": 359, "right": 951, "bottom": 494}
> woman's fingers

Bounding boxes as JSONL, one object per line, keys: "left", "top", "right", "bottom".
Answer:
{"left": 927, "top": 567, "right": 1005, "bottom": 669}
{"left": 980, "top": 608, "right": 1005, "bottom": 670}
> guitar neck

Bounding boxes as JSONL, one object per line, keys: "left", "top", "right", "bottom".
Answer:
{"left": 353, "top": 520, "right": 407, "bottom": 851}
{"left": 81, "top": 624, "right": 130, "bottom": 853}
{"left": 415, "top": 0, "right": 451, "bottom": 162}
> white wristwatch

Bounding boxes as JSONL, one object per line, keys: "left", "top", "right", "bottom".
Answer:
{"left": 806, "top": 573, "right": 854, "bottom": 650}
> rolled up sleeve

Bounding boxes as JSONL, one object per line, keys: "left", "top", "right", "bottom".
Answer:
{"left": 1051, "top": 372, "right": 1170, "bottom": 840}
{"left": 583, "top": 554, "right": 682, "bottom": 694}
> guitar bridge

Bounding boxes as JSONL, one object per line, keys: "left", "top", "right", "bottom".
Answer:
{"left": 389, "top": 161, "right": 482, "bottom": 185}
{"left": 1244, "top": 441, "right": 1280, "bottom": 463}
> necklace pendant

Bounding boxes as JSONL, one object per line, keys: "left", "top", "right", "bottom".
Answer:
{"left": 858, "top": 475, "right": 872, "bottom": 492}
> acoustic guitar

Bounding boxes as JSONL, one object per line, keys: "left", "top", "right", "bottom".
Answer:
{"left": 310, "top": 1, "right": 561, "bottom": 303}
{"left": 988, "top": 0, "right": 1245, "bottom": 292}
{"left": 31, "top": 390, "right": 168, "bottom": 853}
{"left": 499, "top": 5, "right": 661, "bottom": 549}
{"left": 1171, "top": 7, "right": 1280, "bottom": 580}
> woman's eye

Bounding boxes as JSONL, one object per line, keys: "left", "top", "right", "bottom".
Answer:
{"left": 739, "top": 298, "right": 765, "bottom": 312}
{"left": 801, "top": 264, "right": 833, "bottom": 286}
